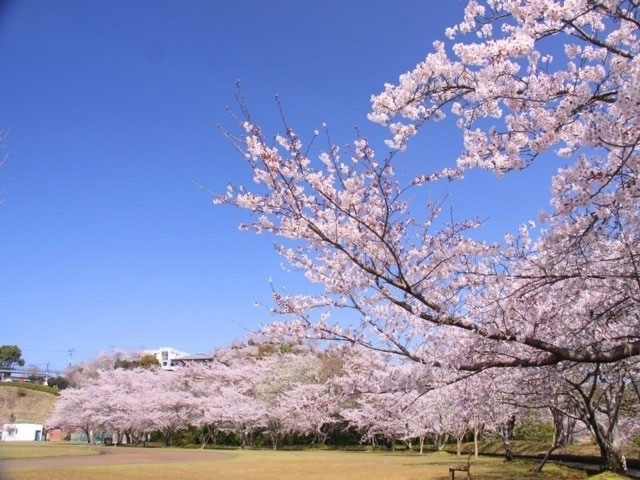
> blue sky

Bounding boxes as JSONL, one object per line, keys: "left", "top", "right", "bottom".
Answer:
{"left": 0, "top": 1, "right": 558, "bottom": 371}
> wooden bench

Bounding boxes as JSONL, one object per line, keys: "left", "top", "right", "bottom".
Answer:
{"left": 448, "top": 452, "right": 472, "bottom": 480}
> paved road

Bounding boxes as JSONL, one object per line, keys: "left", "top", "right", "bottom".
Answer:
{"left": 0, "top": 446, "right": 227, "bottom": 470}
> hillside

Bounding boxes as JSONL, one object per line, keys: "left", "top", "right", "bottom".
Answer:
{"left": 0, "top": 385, "right": 57, "bottom": 424}
{"left": 450, "top": 441, "right": 640, "bottom": 461}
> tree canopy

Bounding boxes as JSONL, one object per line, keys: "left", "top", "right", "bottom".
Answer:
{"left": 0, "top": 345, "right": 25, "bottom": 368}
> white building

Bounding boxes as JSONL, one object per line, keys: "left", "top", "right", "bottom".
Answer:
{"left": 1, "top": 423, "right": 44, "bottom": 442}
{"left": 142, "top": 347, "right": 190, "bottom": 370}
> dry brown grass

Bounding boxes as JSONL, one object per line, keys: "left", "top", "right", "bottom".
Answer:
{"left": 0, "top": 387, "right": 56, "bottom": 424}
{"left": 1, "top": 446, "right": 588, "bottom": 480}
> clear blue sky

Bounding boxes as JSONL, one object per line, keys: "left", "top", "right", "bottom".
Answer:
{"left": 0, "top": 1, "right": 558, "bottom": 371}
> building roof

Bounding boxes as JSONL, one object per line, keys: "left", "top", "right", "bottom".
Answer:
{"left": 172, "top": 353, "right": 213, "bottom": 362}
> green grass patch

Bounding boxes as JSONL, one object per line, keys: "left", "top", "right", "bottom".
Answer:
{"left": 0, "top": 442, "right": 101, "bottom": 459}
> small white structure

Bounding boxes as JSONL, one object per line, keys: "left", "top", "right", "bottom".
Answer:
{"left": 1, "top": 423, "right": 44, "bottom": 441}
{"left": 142, "top": 347, "right": 190, "bottom": 370}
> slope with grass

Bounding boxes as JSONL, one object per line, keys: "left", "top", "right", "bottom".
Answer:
{"left": 449, "top": 441, "right": 640, "bottom": 461}
{"left": 0, "top": 385, "right": 57, "bottom": 424}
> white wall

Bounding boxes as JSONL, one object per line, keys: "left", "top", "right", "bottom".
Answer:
{"left": 1, "top": 423, "right": 44, "bottom": 441}
{"left": 143, "top": 347, "right": 190, "bottom": 370}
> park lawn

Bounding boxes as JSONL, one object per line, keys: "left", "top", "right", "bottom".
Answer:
{"left": 0, "top": 442, "right": 101, "bottom": 459}
{"left": 3, "top": 448, "right": 589, "bottom": 480}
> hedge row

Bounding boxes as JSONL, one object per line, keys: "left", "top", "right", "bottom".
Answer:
{"left": 0, "top": 382, "right": 60, "bottom": 396}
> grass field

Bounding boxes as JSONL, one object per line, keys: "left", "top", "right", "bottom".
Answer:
{"left": 0, "top": 442, "right": 101, "bottom": 460}
{"left": 0, "top": 444, "right": 594, "bottom": 480}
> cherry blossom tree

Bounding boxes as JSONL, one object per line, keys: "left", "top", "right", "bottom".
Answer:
{"left": 220, "top": 0, "right": 640, "bottom": 371}
{"left": 340, "top": 391, "right": 410, "bottom": 449}
{"left": 215, "top": 0, "right": 639, "bottom": 472}
{"left": 179, "top": 363, "right": 228, "bottom": 447}
{"left": 218, "top": 385, "right": 265, "bottom": 448}
{"left": 47, "top": 386, "right": 104, "bottom": 443}
{"left": 65, "top": 349, "right": 142, "bottom": 388}
{"left": 253, "top": 350, "right": 325, "bottom": 449}
{"left": 280, "top": 382, "right": 340, "bottom": 445}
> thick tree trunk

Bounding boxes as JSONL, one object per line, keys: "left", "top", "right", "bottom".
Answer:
{"left": 206, "top": 424, "right": 218, "bottom": 446}
{"left": 270, "top": 433, "right": 281, "bottom": 450}
{"left": 587, "top": 409, "right": 627, "bottom": 473}
{"left": 473, "top": 427, "right": 479, "bottom": 459}
{"left": 564, "top": 417, "right": 577, "bottom": 446}
{"left": 596, "top": 437, "right": 627, "bottom": 473}
{"left": 419, "top": 436, "right": 425, "bottom": 455}
{"left": 433, "top": 432, "right": 449, "bottom": 451}
{"left": 456, "top": 434, "right": 464, "bottom": 456}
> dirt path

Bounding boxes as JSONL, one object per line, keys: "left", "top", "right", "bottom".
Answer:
{"left": 0, "top": 447, "right": 228, "bottom": 470}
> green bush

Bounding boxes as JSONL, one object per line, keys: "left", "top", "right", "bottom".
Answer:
{"left": 0, "top": 382, "right": 60, "bottom": 396}
{"left": 172, "top": 427, "right": 200, "bottom": 447}
{"left": 47, "top": 376, "right": 70, "bottom": 390}
{"left": 514, "top": 419, "right": 554, "bottom": 443}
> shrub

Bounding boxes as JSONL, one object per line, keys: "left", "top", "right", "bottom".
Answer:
{"left": 514, "top": 419, "right": 554, "bottom": 443}
{"left": 0, "top": 382, "right": 60, "bottom": 396}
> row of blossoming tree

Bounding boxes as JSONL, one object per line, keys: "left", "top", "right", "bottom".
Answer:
{"left": 47, "top": 342, "right": 640, "bottom": 472}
